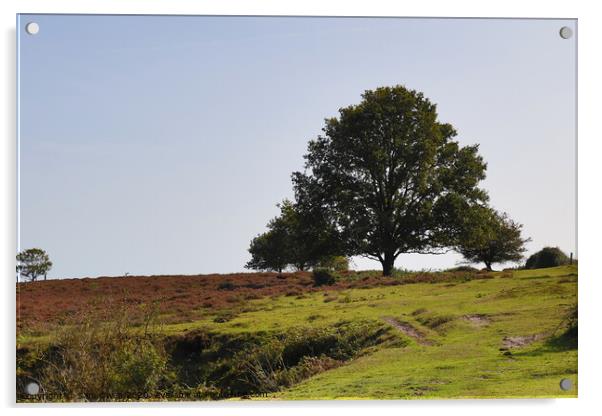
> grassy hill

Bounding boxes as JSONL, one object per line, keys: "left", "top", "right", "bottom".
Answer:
{"left": 16, "top": 266, "right": 577, "bottom": 401}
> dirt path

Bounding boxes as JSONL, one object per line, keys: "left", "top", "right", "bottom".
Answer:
{"left": 463, "top": 314, "right": 490, "bottom": 327}
{"left": 382, "top": 317, "right": 433, "bottom": 345}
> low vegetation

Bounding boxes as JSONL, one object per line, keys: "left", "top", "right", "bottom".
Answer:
{"left": 525, "top": 247, "right": 571, "bottom": 269}
{"left": 16, "top": 265, "right": 577, "bottom": 401}
{"left": 312, "top": 269, "right": 336, "bottom": 286}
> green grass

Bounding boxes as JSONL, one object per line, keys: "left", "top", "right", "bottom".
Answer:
{"left": 19, "top": 266, "right": 578, "bottom": 399}
{"left": 166, "top": 266, "right": 577, "bottom": 399}
{"left": 274, "top": 266, "right": 577, "bottom": 399}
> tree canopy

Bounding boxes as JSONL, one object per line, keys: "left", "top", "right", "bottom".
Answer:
{"left": 245, "top": 226, "right": 290, "bottom": 274}
{"left": 292, "top": 85, "right": 488, "bottom": 275}
{"left": 245, "top": 200, "right": 341, "bottom": 273}
{"left": 16, "top": 248, "right": 53, "bottom": 282}
{"left": 455, "top": 207, "right": 530, "bottom": 270}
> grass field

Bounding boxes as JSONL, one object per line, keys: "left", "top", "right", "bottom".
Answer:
{"left": 16, "top": 265, "right": 577, "bottom": 401}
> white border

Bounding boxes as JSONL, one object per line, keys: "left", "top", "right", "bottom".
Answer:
{"left": 2, "top": 1, "right": 601, "bottom": 415}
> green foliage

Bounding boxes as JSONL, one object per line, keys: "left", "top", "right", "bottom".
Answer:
{"left": 456, "top": 207, "right": 530, "bottom": 270}
{"left": 16, "top": 248, "right": 53, "bottom": 282}
{"left": 228, "top": 322, "right": 386, "bottom": 394}
{"left": 245, "top": 227, "right": 290, "bottom": 274}
{"left": 525, "top": 247, "right": 570, "bottom": 269}
{"left": 318, "top": 255, "right": 350, "bottom": 272}
{"left": 312, "top": 268, "right": 336, "bottom": 286}
{"left": 162, "top": 322, "right": 387, "bottom": 398}
{"left": 246, "top": 200, "right": 342, "bottom": 273}
{"left": 35, "top": 307, "right": 168, "bottom": 401}
{"left": 446, "top": 265, "right": 479, "bottom": 272}
{"left": 292, "top": 85, "right": 488, "bottom": 276}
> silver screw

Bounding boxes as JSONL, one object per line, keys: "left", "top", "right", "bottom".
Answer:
{"left": 25, "top": 22, "right": 39, "bottom": 35}
{"left": 559, "top": 26, "right": 573, "bottom": 39}
{"left": 559, "top": 378, "right": 573, "bottom": 391}
{"left": 25, "top": 382, "right": 40, "bottom": 395}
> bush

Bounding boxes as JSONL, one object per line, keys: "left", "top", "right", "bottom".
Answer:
{"left": 312, "top": 268, "right": 336, "bottom": 286}
{"left": 446, "top": 265, "right": 478, "bottom": 272}
{"left": 37, "top": 307, "right": 168, "bottom": 401}
{"left": 525, "top": 247, "right": 570, "bottom": 269}
{"left": 228, "top": 322, "right": 386, "bottom": 394}
{"left": 318, "top": 256, "right": 350, "bottom": 272}
{"left": 547, "top": 305, "right": 577, "bottom": 351}
{"left": 217, "top": 281, "right": 236, "bottom": 290}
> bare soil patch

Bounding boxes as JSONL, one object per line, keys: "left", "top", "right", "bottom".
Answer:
{"left": 382, "top": 317, "right": 433, "bottom": 345}
{"left": 464, "top": 314, "right": 490, "bottom": 327}
{"left": 502, "top": 334, "right": 545, "bottom": 349}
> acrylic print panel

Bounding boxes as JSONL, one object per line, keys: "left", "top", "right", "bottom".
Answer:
{"left": 16, "top": 14, "right": 577, "bottom": 402}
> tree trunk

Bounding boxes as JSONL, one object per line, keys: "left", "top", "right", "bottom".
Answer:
{"left": 484, "top": 261, "right": 492, "bottom": 271}
{"left": 381, "top": 252, "right": 396, "bottom": 277}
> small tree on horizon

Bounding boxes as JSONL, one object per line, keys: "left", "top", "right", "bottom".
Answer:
{"left": 245, "top": 200, "right": 342, "bottom": 273}
{"left": 245, "top": 227, "right": 290, "bottom": 274}
{"left": 16, "top": 248, "right": 53, "bottom": 282}
{"left": 455, "top": 207, "right": 529, "bottom": 271}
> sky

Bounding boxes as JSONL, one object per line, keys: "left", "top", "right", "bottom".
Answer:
{"left": 17, "top": 15, "right": 577, "bottom": 279}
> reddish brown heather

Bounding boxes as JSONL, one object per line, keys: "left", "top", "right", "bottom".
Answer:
{"left": 16, "top": 270, "right": 487, "bottom": 332}
{"left": 17, "top": 272, "right": 355, "bottom": 331}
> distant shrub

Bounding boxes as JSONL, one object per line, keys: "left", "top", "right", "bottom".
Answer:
{"left": 217, "top": 281, "right": 236, "bottom": 290}
{"left": 312, "top": 268, "right": 336, "bottom": 286}
{"left": 446, "top": 265, "right": 478, "bottom": 272}
{"left": 525, "top": 247, "right": 570, "bottom": 269}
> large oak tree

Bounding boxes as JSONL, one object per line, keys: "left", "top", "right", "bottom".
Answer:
{"left": 292, "top": 85, "right": 488, "bottom": 276}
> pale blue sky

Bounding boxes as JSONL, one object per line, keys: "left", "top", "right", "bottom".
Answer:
{"left": 18, "top": 15, "right": 576, "bottom": 278}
